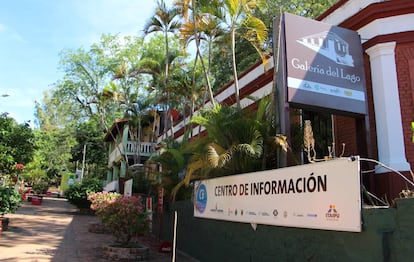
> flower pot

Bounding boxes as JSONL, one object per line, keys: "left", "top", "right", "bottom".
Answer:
{"left": 31, "top": 196, "right": 42, "bottom": 205}
{"left": 0, "top": 217, "right": 10, "bottom": 232}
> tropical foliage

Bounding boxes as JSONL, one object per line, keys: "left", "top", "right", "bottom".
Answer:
{"left": 26, "top": 0, "right": 336, "bottom": 200}
{"left": 151, "top": 98, "right": 282, "bottom": 199}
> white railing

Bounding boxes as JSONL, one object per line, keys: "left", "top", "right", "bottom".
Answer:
{"left": 125, "top": 141, "right": 155, "bottom": 155}
{"left": 108, "top": 141, "right": 156, "bottom": 166}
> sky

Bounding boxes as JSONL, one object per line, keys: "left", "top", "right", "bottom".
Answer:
{"left": 0, "top": 0, "right": 172, "bottom": 127}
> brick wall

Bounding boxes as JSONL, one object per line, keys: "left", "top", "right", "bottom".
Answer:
{"left": 396, "top": 42, "right": 414, "bottom": 167}
{"left": 333, "top": 116, "right": 358, "bottom": 156}
{"left": 360, "top": 42, "right": 414, "bottom": 200}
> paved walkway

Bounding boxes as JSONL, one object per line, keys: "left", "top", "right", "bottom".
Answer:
{"left": 0, "top": 197, "right": 197, "bottom": 262}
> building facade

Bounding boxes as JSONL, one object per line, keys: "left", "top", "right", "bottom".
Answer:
{"left": 104, "top": 117, "right": 159, "bottom": 193}
{"left": 320, "top": 0, "right": 414, "bottom": 199}
{"left": 164, "top": 0, "right": 414, "bottom": 200}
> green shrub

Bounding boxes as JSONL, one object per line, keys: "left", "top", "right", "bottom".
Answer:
{"left": 0, "top": 186, "right": 22, "bottom": 217}
{"left": 32, "top": 182, "right": 49, "bottom": 195}
{"left": 64, "top": 177, "right": 103, "bottom": 209}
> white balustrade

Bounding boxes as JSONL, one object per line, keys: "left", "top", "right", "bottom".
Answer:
{"left": 109, "top": 141, "right": 156, "bottom": 166}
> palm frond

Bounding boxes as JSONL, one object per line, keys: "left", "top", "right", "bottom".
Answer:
{"left": 234, "top": 129, "right": 263, "bottom": 157}
{"left": 170, "top": 155, "right": 210, "bottom": 200}
{"left": 207, "top": 143, "right": 232, "bottom": 168}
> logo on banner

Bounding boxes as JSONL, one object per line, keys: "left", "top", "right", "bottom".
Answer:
{"left": 195, "top": 183, "right": 207, "bottom": 213}
{"left": 325, "top": 204, "right": 340, "bottom": 221}
{"left": 297, "top": 31, "right": 354, "bottom": 67}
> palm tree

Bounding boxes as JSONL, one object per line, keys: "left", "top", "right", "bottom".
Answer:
{"left": 150, "top": 130, "right": 214, "bottom": 200}
{"left": 193, "top": 104, "right": 264, "bottom": 172}
{"left": 100, "top": 36, "right": 159, "bottom": 168}
{"left": 167, "top": 64, "right": 204, "bottom": 137}
{"left": 144, "top": 0, "right": 181, "bottom": 139}
{"left": 123, "top": 97, "right": 157, "bottom": 165}
{"left": 175, "top": 0, "right": 220, "bottom": 107}
{"left": 215, "top": 0, "right": 268, "bottom": 109}
{"left": 137, "top": 34, "right": 187, "bottom": 139}
{"left": 173, "top": 95, "right": 291, "bottom": 196}
{"left": 165, "top": 103, "right": 264, "bottom": 198}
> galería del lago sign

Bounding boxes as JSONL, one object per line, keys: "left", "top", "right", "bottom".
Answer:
{"left": 194, "top": 157, "right": 362, "bottom": 232}
{"left": 291, "top": 59, "right": 361, "bottom": 84}
{"left": 282, "top": 12, "right": 367, "bottom": 115}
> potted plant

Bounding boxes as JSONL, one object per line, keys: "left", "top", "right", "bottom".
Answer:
{"left": 87, "top": 191, "right": 121, "bottom": 233}
{"left": 99, "top": 195, "right": 151, "bottom": 260}
{"left": 30, "top": 181, "right": 49, "bottom": 205}
{"left": 32, "top": 181, "right": 49, "bottom": 195}
{"left": 0, "top": 186, "right": 22, "bottom": 231}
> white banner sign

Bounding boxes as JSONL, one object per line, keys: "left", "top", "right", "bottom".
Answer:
{"left": 124, "top": 179, "right": 133, "bottom": 197}
{"left": 194, "top": 157, "right": 361, "bottom": 232}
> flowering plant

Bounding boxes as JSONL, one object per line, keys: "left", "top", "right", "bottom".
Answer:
{"left": 99, "top": 195, "right": 150, "bottom": 245}
{"left": 87, "top": 191, "right": 121, "bottom": 217}
{"left": 15, "top": 163, "right": 24, "bottom": 177}
{"left": 0, "top": 186, "right": 22, "bottom": 217}
{"left": 15, "top": 163, "right": 24, "bottom": 171}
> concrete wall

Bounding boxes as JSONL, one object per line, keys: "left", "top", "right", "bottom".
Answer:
{"left": 154, "top": 198, "right": 414, "bottom": 262}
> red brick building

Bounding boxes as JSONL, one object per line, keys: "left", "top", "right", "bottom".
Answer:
{"left": 165, "top": 0, "right": 414, "bottom": 200}
{"left": 320, "top": 0, "right": 414, "bottom": 199}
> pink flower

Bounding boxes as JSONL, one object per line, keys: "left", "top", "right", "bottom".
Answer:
{"left": 98, "top": 195, "right": 150, "bottom": 245}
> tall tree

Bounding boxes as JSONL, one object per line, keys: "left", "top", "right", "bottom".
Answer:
{"left": 139, "top": 34, "right": 187, "bottom": 139}
{"left": 34, "top": 90, "right": 81, "bottom": 130}
{"left": 216, "top": 0, "right": 268, "bottom": 109}
{"left": 71, "top": 119, "right": 107, "bottom": 179}
{"left": 54, "top": 34, "right": 125, "bottom": 133}
{"left": 32, "top": 128, "right": 77, "bottom": 183}
{"left": 0, "top": 114, "right": 36, "bottom": 176}
{"left": 144, "top": 0, "right": 181, "bottom": 138}
{"left": 175, "top": 0, "right": 218, "bottom": 106}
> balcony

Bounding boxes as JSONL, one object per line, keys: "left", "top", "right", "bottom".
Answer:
{"left": 108, "top": 141, "right": 156, "bottom": 167}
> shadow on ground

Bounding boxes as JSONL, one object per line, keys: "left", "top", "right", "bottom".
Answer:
{"left": 0, "top": 197, "right": 188, "bottom": 261}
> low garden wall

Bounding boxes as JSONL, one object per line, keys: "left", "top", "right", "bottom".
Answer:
{"left": 153, "top": 198, "right": 414, "bottom": 262}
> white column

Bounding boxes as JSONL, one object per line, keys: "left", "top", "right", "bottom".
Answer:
{"left": 366, "top": 42, "right": 410, "bottom": 172}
